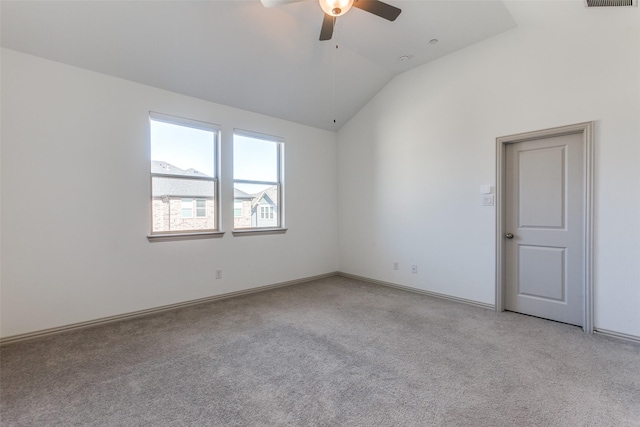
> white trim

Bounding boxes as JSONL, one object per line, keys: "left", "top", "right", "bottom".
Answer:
{"left": 232, "top": 227, "right": 287, "bottom": 236}
{"left": 150, "top": 111, "right": 221, "bottom": 132}
{"left": 233, "top": 128, "right": 285, "bottom": 143}
{"left": 338, "top": 272, "right": 496, "bottom": 310}
{"left": 0, "top": 272, "right": 337, "bottom": 346}
{"left": 147, "top": 231, "right": 225, "bottom": 242}
{"left": 280, "top": 143, "right": 286, "bottom": 228}
{"left": 495, "top": 122, "right": 595, "bottom": 333}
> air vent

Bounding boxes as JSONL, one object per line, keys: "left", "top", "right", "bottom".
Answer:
{"left": 586, "top": 0, "right": 637, "bottom": 7}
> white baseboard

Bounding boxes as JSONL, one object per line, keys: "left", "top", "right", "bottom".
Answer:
{"left": 337, "top": 272, "right": 496, "bottom": 311}
{"left": 594, "top": 328, "right": 640, "bottom": 344}
{"left": 0, "top": 272, "right": 339, "bottom": 346}
{"left": 4, "top": 271, "right": 637, "bottom": 347}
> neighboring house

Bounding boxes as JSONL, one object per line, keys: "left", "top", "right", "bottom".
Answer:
{"left": 251, "top": 186, "right": 278, "bottom": 228}
{"left": 233, "top": 188, "right": 253, "bottom": 229}
{"left": 151, "top": 161, "right": 216, "bottom": 232}
{"left": 152, "top": 161, "right": 277, "bottom": 231}
{"left": 234, "top": 185, "right": 278, "bottom": 229}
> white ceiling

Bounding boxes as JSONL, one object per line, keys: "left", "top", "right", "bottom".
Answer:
{"left": 1, "top": 0, "right": 516, "bottom": 131}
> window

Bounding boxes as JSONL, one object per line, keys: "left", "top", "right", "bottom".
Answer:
{"left": 234, "top": 201, "right": 243, "bottom": 217}
{"left": 181, "top": 199, "right": 194, "bottom": 218}
{"left": 233, "top": 130, "right": 284, "bottom": 230}
{"left": 195, "top": 199, "right": 207, "bottom": 218}
{"left": 180, "top": 198, "right": 206, "bottom": 219}
{"left": 149, "top": 113, "right": 219, "bottom": 235}
{"left": 260, "top": 206, "right": 274, "bottom": 219}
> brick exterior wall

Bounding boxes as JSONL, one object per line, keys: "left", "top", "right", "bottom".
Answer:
{"left": 233, "top": 200, "right": 252, "bottom": 229}
{"left": 152, "top": 197, "right": 216, "bottom": 232}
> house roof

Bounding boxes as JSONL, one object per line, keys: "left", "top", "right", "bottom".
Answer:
{"left": 152, "top": 178, "right": 215, "bottom": 198}
{"left": 151, "top": 161, "right": 210, "bottom": 178}
{"left": 152, "top": 161, "right": 214, "bottom": 198}
{"left": 152, "top": 161, "right": 279, "bottom": 204}
{"left": 251, "top": 186, "right": 278, "bottom": 209}
{"left": 234, "top": 188, "right": 253, "bottom": 200}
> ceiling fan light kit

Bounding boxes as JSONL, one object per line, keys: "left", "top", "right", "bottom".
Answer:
{"left": 319, "top": 0, "right": 354, "bottom": 16}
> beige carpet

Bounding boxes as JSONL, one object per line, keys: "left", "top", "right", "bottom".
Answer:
{"left": 1, "top": 276, "right": 639, "bottom": 426}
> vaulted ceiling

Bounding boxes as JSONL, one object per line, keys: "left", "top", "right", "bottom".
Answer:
{"left": 1, "top": 1, "right": 516, "bottom": 131}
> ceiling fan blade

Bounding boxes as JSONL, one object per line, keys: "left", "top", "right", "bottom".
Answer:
{"left": 319, "top": 14, "right": 335, "bottom": 41}
{"left": 352, "top": 0, "right": 401, "bottom": 21}
{"left": 260, "top": 0, "right": 306, "bottom": 8}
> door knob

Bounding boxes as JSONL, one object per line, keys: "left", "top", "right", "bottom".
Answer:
{"left": 505, "top": 233, "right": 514, "bottom": 239}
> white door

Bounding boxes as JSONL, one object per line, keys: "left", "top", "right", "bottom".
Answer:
{"left": 504, "top": 132, "right": 585, "bottom": 326}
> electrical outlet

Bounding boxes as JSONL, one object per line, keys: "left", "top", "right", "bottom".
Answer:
{"left": 393, "top": 262, "right": 399, "bottom": 271}
{"left": 215, "top": 269, "right": 222, "bottom": 280}
{"left": 411, "top": 265, "right": 418, "bottom": 274}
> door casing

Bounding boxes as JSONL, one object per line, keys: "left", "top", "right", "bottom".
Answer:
{"left": 496, "top": 122, "right": 594, "bottom": 333}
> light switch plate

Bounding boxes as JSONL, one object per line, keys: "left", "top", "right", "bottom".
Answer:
{"left": 480, "top": 185, "right": 493, "bottom": 194}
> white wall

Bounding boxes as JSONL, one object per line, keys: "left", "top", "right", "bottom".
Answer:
{"left": 0, "top": 49, "right": 339, "bottom": 338}
{"left": 338, "top": 2, "right": 640, "bottom": 337}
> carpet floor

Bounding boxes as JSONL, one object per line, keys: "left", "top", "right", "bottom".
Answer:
{"left": 1, "top": 276, "right": 639, "bottom": 426}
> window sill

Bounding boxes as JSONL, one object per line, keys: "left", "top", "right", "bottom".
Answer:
{"left": 232, "top": 228, "right": 288, "bottom": 237}
{"left": 147, "top": 231, "right": 225, "bottom": 242}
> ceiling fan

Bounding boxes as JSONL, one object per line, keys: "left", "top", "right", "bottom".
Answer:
{"left": 261, "top": 0, "right": 401, "bottom": 41}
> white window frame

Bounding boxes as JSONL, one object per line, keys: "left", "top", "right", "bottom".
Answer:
{"left": 234, "top": 201, "right": 244, "bottom": 217}
{"left": 260, "top": 205, "right": 274, "bottom": 220}
{"left": 148, "top": 112, "right": 222, "bottom": 241}
{"left": 195, "top": 199, "right": 207, "bottom": 218}
{"left": 181, "top": 198, "right": 194, "bottom": 218}
{"left": 232, "top": 129, "right": 285, "bottom": 235}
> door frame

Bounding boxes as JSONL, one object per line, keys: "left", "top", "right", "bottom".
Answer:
{"left": 495, "top": 122, "right": 595, "bottom": 333}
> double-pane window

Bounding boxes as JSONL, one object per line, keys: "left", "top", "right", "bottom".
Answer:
{"left": 234, "top": 201, "right": 244, "bottom": 217}
{"left": 195, "top": 199, "right": 207, "bottom": 218}
{"left": 150, "top": 113, "right": 219, "bottom": 234}
{"left": 180, "top": 198, "right": 207, "bottom": 219}
{"left": 181, "top": 199, "right": 194, "bottom": 218}
{"left": 260, "top": 206, "right": 274, "bottom": 219}
{"left": 233, "top": 131, "right": 284, "bottom": 229}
